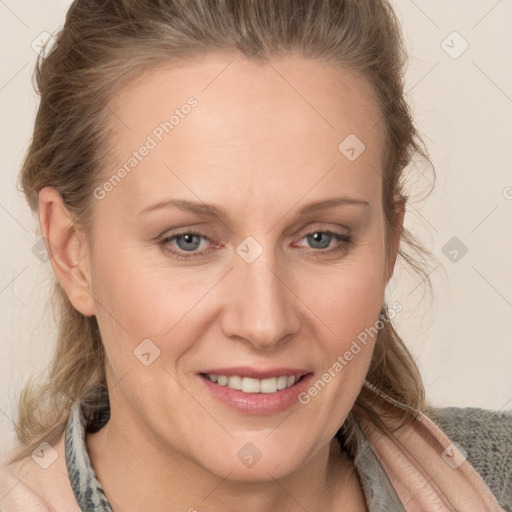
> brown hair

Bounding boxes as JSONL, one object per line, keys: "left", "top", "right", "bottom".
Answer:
{"left": 11, "top": 0, "right": 435, "bottom": 462}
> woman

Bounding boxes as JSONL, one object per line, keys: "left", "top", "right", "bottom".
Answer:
{"left": 0, "top": 0, "right": 510, "bottom": 510}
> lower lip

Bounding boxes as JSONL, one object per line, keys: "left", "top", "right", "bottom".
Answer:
{"left": 199, "top": 374, "right": 314, "bottom": 415}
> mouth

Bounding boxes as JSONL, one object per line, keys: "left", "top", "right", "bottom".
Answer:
{"left": 199, "top": 372, "right": 309, "bottom": 394}
{"left": 196, "top": 366, "right": 313, "bottom": 414}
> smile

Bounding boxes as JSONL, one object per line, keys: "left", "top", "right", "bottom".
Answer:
{"left": 203, "top": 373, "right": 299, "bottom": 394}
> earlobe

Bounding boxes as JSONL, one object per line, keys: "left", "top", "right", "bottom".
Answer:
{"left": 38, "top": 186, "right": 96, "bottom": 317}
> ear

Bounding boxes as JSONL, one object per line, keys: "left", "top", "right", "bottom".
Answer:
{"left": 386, "top": 198, "right": 406, "bottom": 282}
{"left": 38, "top": 186, "right": 96, "bottom": 316}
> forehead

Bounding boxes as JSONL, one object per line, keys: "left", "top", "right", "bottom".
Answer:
{"left": 102, "top": 53, "right": 384, "bottom": 214}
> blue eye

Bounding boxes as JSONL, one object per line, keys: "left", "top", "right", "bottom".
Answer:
{"left": 173, "top": 233, "right": 204, "bottom": 252}
{"left": 302, "top": 231, "right": 353, "bottom": 255}
{"left": 159, "top": 230, "right": 353, "bottom": 260}
{"left": 306, "top": 231, "right": 334, "bottom": 249}
{"left": 160, "top": 232, "right": 209, "bottom": 259}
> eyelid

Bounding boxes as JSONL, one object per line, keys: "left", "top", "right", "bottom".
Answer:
{"left": 158, "top": 230, "right": 219, "bottom": 260}
{"left": 294, "top": 222, "right": 350, "bottom": 238}
{"left": 158, "top": 224, "right": 353, "bottom": 261}
{"left": 158, "top": 222, "right": 349, "bottom": 246}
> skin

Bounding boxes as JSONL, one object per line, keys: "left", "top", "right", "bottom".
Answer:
{"left": 39, "top": 53, "right": 404, "bottom": 511}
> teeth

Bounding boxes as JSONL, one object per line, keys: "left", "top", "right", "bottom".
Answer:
{"left": 242, "top": 377, "right": 261, "bottom": 393}
{"left": 228, "top": 375, "right": 242, "bottom": 390}
{"left": 206, "top": 374, "right": 299, "bottom": 393}
{"left": 277, "top": 376, "right": 288, "bottom": 390}
{"left": 260, "top": 377, "right": 277, "bottom": 394}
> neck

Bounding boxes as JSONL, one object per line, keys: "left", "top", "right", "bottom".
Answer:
{"left": 86, "top": 412, "right": 358, "bottom": 512}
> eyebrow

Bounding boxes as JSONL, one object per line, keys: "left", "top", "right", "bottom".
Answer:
{"left": 139, "top": 196, "right": 369, "bottom": 219}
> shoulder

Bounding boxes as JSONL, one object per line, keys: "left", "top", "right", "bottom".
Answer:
{"left": 0, "top": 432, "right": 80, "bottom": 512}
{"left": 422, "top": 405, "right": 512, "bottom": 509}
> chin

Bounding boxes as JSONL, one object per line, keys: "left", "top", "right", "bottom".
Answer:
{"left": 211, "top": 458, "right": 301, "bottom": 483}
{"left": 195, "top": 437, "right": 312, "bottom": 483}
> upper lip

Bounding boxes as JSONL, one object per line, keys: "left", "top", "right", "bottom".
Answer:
{"left": 199, "top": 366, "right": 311, "bottom": 380}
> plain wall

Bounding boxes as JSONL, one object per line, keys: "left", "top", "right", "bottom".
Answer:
{"left": 1, "top": 0, "right": 511, "bottom": 458}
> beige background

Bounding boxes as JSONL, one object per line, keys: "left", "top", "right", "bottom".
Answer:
{"left": 1, "top": 0, "right": 511, "bottom": 458}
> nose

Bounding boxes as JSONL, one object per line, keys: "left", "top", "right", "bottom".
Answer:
{"left": 220, "top": 244, "right": 301, "bottom": 351}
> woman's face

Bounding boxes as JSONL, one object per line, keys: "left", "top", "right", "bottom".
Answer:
{"left": 81, "top": 53, "right": 397, "bottom": 479}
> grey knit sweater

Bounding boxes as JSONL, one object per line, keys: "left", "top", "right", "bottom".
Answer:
{"left": 422, "top": 405, "right": 512, "bottom": 510}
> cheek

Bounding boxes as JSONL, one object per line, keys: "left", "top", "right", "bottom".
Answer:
{"left": 309, "top": 254, "right": 386, "bottom": 342}
{"left": 301, "top": 245, "right": 387, "bottom": 395}
{"left": 292, "top": 263, "right": 386, "bottom": 447}
{"left": 317, "top": 276, "right": 384, "bottom": 381}
{"left": 89, "top": 246, "right": 214, "bottom": 368}
{"left": 333, "top": 268, "right": 385, "bottom": 329}
{"left": 92, "top": 266, "right": 176, "bottom": 338}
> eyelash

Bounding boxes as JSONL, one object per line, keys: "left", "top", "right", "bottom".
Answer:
{"left": 158, "top": 229, "right": 353, "bottom": 261}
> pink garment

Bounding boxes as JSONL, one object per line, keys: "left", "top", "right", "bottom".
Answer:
{"left": 0, "top": 430, "right": 80, "bottom": 512}
{"left": 357, "top": 409, "right": 505, "bottom": 511}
